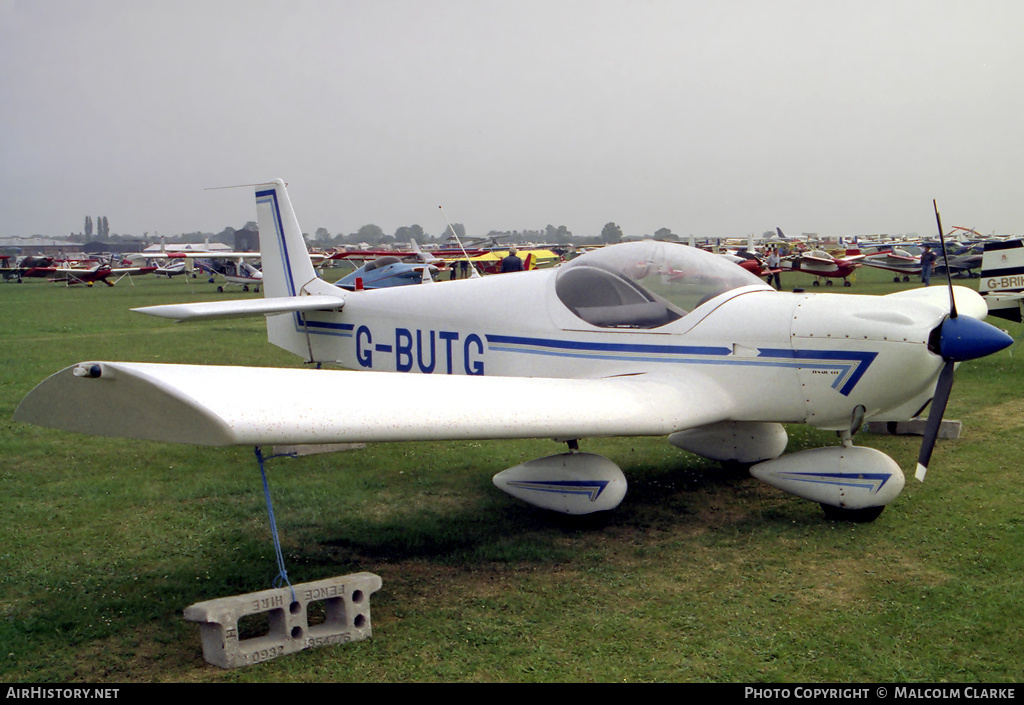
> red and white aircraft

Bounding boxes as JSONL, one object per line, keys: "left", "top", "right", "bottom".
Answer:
{"left": 22, "top": 260, "right": 157, "bottom": 286}
{"left": 781, "top": 249, "right": 864, "bottom": 287}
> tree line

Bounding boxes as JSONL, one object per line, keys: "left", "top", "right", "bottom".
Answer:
{"left": 308, "top": 221, "right": 681, "bottom": 248}
{"left": 60, "top": 217, "right": 686, "bottom": 249}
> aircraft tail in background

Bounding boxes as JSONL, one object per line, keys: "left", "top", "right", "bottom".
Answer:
{"left": 979, "top": 239, "right": 1024, "bottom": 322}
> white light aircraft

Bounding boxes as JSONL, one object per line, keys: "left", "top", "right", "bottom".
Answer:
{"left": 133, "top": 242, "right": 265, "bottom": 291}
{"left": 191, "top": 256, "right": 264, "bottom": 293}
{"left": 14, "top": 182, "right": 1013, "bottom": 521}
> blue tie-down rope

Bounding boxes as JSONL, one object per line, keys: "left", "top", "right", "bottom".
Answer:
{"left": 254, "top": 446, "right": 298, "bottom": 602}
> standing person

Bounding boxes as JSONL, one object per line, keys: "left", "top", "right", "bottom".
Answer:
{"left": 500, "top": 247, "right": 524, "bottom": 273}
{"left": 765, "top": 248, "right": 781, "bottom": 289}
{"left": 920, "top": 245, "right": 937, "bottom": 286}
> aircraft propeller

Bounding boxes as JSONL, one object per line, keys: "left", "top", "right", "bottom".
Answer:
{"left": 915, "top": 202, "right": 1012, "bottom": 481}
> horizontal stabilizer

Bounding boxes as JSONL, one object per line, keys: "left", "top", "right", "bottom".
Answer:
{"left": 14, "top": 362, "right": 730, "bottom": 447}
{"left": 132, "top": 294, "right": 345, "bottom": 321}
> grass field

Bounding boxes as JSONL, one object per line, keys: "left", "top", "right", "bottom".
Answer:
{"left": 2, "top": 265, "right": 1022, "bottom": 683}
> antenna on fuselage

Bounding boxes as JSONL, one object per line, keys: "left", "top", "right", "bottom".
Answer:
{"left": 439, "top": 206, "right": 481, "bottom": 279}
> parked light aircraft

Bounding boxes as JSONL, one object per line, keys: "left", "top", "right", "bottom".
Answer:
{"left": 24, "top": 260, "right": 157, "bottom": 286}
{"left": 134, "top": 243, "right": 266, "bottom": 292}
{"left": 864, "top": 239, "right": 983, "bottom": 281}
{"left": 1, "top": 256, "right": 53, "bottom": 282}
{"left": 929, "top": 242, "right": 983, "bottom": 279}
{"left": 14, "top": 182, "right": 1013, "bottom": 522}
{"left": 329, "top": 241, "right": 445, "bottom": 266}
{"left": 720, "top": 251, "right": 774, "bottom": 278}
{"left": 153, "top": 260, "right": 188, "bottom": 277}
{"left": 333, "top": 256, "right": 436, "bottom": 290}
{"left": 130, "top": 241, "right": 266, "bottom": 291}
{"left": 780, "top": 249, "right": 863, "bottom": 287}
{"left": 191, "top": 256, "right": 263, "bottom": 292}
{"left": 470, "top": 249, "right": 560, "bottom": 274}
{"left": 861, "top": 246, "right": 922, "bottom": 282}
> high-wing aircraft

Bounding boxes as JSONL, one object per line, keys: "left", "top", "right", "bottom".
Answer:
{"left": 134, "top": 244, "right": 266, "bottom": 292}
{"left": 190, "top": 256, "right": 263, "bottom": 292}
{"left": 146, "top": 238, "right": 329, "bottom": 290}
{"left": 15, "top": 182, "right": 1013, "bottom": 522}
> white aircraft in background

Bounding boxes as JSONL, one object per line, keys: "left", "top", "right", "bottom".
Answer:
{"left": 15, "top": 181, "right": 1012, "bottom": 522}
{"left": 189, "top": 255, "right": 264, "bottom": 293}
{"left": 131, "top": 239, "right": 264, "bottom": 292}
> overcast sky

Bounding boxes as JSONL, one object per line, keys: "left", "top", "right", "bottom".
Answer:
{"left": 2, "top": 0, "right": 1023, "bottom": 241}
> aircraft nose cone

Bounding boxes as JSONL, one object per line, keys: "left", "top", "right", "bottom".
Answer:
{"left": 938, "top": 315, "right": 1014, "bottom": 362}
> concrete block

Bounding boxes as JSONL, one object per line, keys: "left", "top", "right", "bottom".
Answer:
{"left": 866, "top": 419, "right": 962, "bottom": 440}
{"left": 183, "top": 572, "right": 383, "bottom": 669}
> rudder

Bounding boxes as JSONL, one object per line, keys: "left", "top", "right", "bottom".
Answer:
{"left": 254, "top": 180, "right": 345, "bottom": 360}
{"left": 255, "top": 179, "right": 324, "bottom": 298}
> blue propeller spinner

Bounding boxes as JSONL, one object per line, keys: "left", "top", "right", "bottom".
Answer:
{"left": 916, "top": 202, "right": 1013, "bottom": 481}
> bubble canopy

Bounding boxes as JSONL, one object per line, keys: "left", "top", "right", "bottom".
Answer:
{"left": 555, "top": 240, "right": 768, "bottom": 329}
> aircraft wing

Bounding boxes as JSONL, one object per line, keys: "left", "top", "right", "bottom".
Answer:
{"left": 168, "top": 251, "right": 262, "bottom": 259}
{"left": 14, "top": 363, "right": 732, "bottom": 447}
{"left": 111, "top": 266, "right": 157, "bottom": 275}
{"left": 799, "top": 253, "right": 834, "bottom": 264}
{"left": 133, "top": 294, "right": 345, "bottom": 321}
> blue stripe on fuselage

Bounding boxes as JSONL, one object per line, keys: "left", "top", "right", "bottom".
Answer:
{"left": 290, "top": 326, "right": 876, "bottom": 396}
{"left": 485, "top": 335, "right": 876, "bottom": 396}
{"left": 255, "top": 188, "right": 297, "bottom": 297}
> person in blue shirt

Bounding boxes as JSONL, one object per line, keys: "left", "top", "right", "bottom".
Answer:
{"left": 920, "top": 245, "right": 938, "bottom": 286}
{"left": 500, "top": 247, "right": 524, "bottom": 273}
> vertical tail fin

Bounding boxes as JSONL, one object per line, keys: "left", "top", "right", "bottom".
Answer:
{"left": 255, "top": 179, "right": 328, "bottom": 298}
{"left": 254, "top": 180, "right": 345, "bottom": 361}
{"left": 980, "top": 239, "right": 1024, "bottom": 322}
{"left": 980, "top": 239, "right": 1024, "bottom": 294}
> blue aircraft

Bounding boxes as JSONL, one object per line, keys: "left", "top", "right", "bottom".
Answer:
{"left": 333, "top": 256, "right": 435, "bottom": 290}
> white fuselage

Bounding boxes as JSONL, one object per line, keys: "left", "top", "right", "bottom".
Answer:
{"left": 269, "top": 268, "right": 951, "bottom": 432}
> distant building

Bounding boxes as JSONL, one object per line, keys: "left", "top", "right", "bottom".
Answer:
{"left": 141, "top": 241, "right": 232, "bottom": 254}
{"left": 82, "top": 241, "right": 145, "bottom": 255}
{"left": 0, "top": 237, "right": 79, "bottom": 258}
